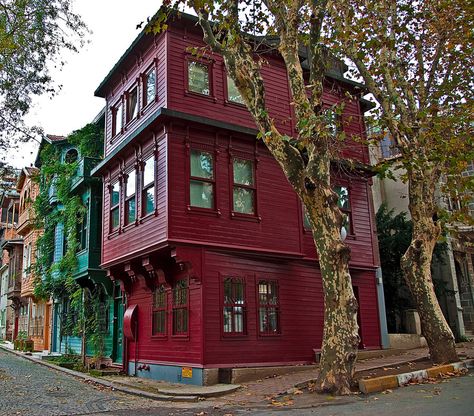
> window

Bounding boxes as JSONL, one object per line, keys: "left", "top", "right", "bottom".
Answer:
{"left": 324, "top": 109, "right": 338, "bottom": 136}
{"left": 223, "top": 278, "right": 245, "bottom": 335}
{"left": 334, "top": 185, "right": 352, "bottom": 234}
{"left": 77, "top": 206, "right": 88, "bottom": 251}
{"left": 110, "top": 182, "right": 120, "bottom": 231}
{"left": 172, "top": 280, "right": 188, "bottom": 335}
{"left": 190, "top": 149, "right": 214, "bottom": 209}
{"left": 144, "top": 68, "right": 156, "bottom": 107}
{"left": 152, "top": 285, "right": 167, "bottom": 336}
{"left": 227, "top": 75, "right": 244, "bottom": 104}
{"left": 258, "top": 280, "right": 280, "bottom": 335}
{"left": 188, "top": 61, "right": 210, "bottom": 95}
{"left": 142, "top": 156, "right": 155, "bottom": 216}
{"left": 233, "top": 158, "right": 255, "bottom": 214}
{"left": 65, "top": 149, "right": 78, "bottom": 164}
{"left": 125, "top": 171, "right": 136, "bottom": 225}
{"left": 303, "top": 207, "right": 311, "bottom": 229}
{"left": 113, "top": 103, "right": 123, "bottom": 137}
{"left": 127, "top": 87, "right": 138, "bottom": 122}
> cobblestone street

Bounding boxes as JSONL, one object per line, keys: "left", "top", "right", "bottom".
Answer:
{"left": 0, "top": 349, "right": 209, "bottom": 416}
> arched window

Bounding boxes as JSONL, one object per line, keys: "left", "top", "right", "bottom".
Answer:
{"left": 65, "top": 148, "right": 78, "bottom": 164}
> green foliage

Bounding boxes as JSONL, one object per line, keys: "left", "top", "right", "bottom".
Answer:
{"left": 0, "top": 0, "right": 87, "bottom": 156}
{"left": 376, "top": 204, "right": 451, "bottom": 332}
{"left": 68, "top": 123, "right": 104, "bottom": 159}
{"left": 32, "top": 123, "right": 105, "bottom": 355}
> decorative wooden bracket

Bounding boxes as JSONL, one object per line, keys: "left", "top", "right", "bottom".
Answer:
{"left": 107, "top": 269, "right": 131, "bottom": 295}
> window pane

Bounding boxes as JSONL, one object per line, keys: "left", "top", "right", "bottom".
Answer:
{"left": 325, "top": 109, "right": 337, "bottom": 136}
{"left": 128, "top": 88, "right": 138, "bottom": 120}
{"left": 126, "top": 172, "right": 136, "bottom": 198}
{"left": 259, "top": 308, "right": 266, "bottom": 332}
{"left": 144, "top": 186, "right": 155, "bottom": 215}
{"left": 223, "top": 307, "right": 232, "bottom": 332}
{"left": 303, "top": 208, "right": 311, "bottom": 229}
{"left": 143, "top": 157, "right": 155, "bottom": 186}
{"left": 234, "top": 307, "right": 243, "bottom": 332}
{"left": 335, "top": 186, "right": 350, "bottom": 209}
{"left": 190, "top": 180, "right": 214, "bottom": 208}
{"left": 233, "top": 159, "right": 253, "bottom": 185}
{"left": 233, "top": 188, "right": 254, "bottom": 214}
{"left": 114, "top": 104, "right": 122, "bottom": 135}
{"left": 146, "top": 69, "right": 156, "bottom": 105}
{"left": 191, "top": 150, "right": 213, "bottom": 179}
{"left": 127, "top": 199, "right": 136, "bottom": 224}
{"left": 111, "top": 182, "right": 120, "bottom": 206}
{"left": 111, "top": 207, "right": 119, "bottom": 229}
{"left": 267, "top": 308, "right": 278, "bottom": 332}
{"left": 188, "top": 61, "right": 209, "bottom": 95}
{"left": 227, "top": 75, "right": 243, "bottom": 104}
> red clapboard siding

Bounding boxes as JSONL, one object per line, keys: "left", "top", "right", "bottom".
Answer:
{"left": 126, "top": 279, "right": 203, "bottom": 365}
{"left": 201, "top": 250, "right": 380, "bottom": 366}
{"left": 101, "top": 132, "right": 168, "bottom": 266}
{"left": 103, "top": 32, "right": 168, "bottom": 158}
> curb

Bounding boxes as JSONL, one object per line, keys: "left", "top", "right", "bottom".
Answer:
{"left": 359, "top": 359, "right": 474, "bottom": 394}
{"left": 0, "top": 345, "right": 198, "bottom": 402}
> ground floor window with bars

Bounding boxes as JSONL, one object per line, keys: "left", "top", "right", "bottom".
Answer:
{"left": 172, "top": 280, "right": 188, "bottom": 335}
{"left": 223, "top": 277, "right": 246, "bottom": 335}
{"left": 258, "top": 280, "right": 280, "bottom": 335}
{"left": 152, "top": 285, "right": 167, "bottom": 335}
{"left": 29, "top": 303, "right": 45, "bottom": 337}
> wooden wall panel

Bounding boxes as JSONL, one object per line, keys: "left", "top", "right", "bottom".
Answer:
{"left": 101, "top": 132, "right": 168, "bottom": 267}
{"left": 201, "top": 250, "right": 380, "bottom": 366}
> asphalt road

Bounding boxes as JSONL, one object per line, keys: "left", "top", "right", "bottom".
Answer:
{"left": 1, "top": 347, "right": 473, "bottom": 416}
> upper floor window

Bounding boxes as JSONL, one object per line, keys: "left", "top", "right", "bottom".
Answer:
{"left": 335, "top": 185, "right": 352, "bottom": 234}
{"left": 324, "top": 109, "right": 339, "bottom": 137}
{"left": 303, "top": 207, "right": 311, "bottom": 229}
{"left": 77, "top": 206, "right": 88, "bottom": 251}
{"left": 223, "top": 277, "right": 245, "bottom": 335}
{"left": 142, "top": 155, "right": 156, "bottom": 216}
{"left": 152, "top": 285, "right": 167, "bottom": 336}
{"left": 258, "top": 280, "right": 280, "bottom": 335}
{"left": 110, "top": 182, "right": 120, "bottom": 231}
{"left": 113, "top": 103, "right": 123, "bottom": 137}
{"left": 227, "top": 75, "right": 244, "bottom": 104}
{"left": 233, "top": 158, "right": 255, "bottom": 215}
{"left": 172, "top": 280, "right": 189, "bottom": 335}
{"left": 190, "top": 149, "right": 214, "bottom": 209}
{"left": 188, "top": 61, "right": 210, "bottom": 95}
{"left": 144, "top": 68, "right": 156, "bottom": 107}
{"left": 65, "top": 149, "right": 78, "bottom": 164}
{"left": 127, "top": 87, "right": 138, "bottom": 122}
{"left": 125, "top": 171, "right": 136, "bottom": 225}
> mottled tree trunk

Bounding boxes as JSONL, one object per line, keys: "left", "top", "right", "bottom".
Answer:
{"left": 302, "top": 179, "right": 359, "bottom": 395}
{"left": 401, "top": 171, "right": 458, "bottom": 363}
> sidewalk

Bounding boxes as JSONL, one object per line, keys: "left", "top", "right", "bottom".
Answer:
{"left": 1, "top": 341, "right": 473, "bottom": 406}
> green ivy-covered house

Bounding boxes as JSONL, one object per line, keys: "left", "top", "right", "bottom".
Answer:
{"left": 34, "top": 110, "right": 117, "bottom": 360}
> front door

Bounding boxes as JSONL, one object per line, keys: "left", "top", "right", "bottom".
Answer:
{"left": 113, "top": 290, "right": 124, "bottom": 364}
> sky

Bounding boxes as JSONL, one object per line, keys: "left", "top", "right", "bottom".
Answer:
{"left": 7, "top": 0, "right": 163, "bottom": 169}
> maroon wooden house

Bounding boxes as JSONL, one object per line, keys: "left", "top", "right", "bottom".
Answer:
{"left": 92, "top": 13, "right": 381, "bottom": 385}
